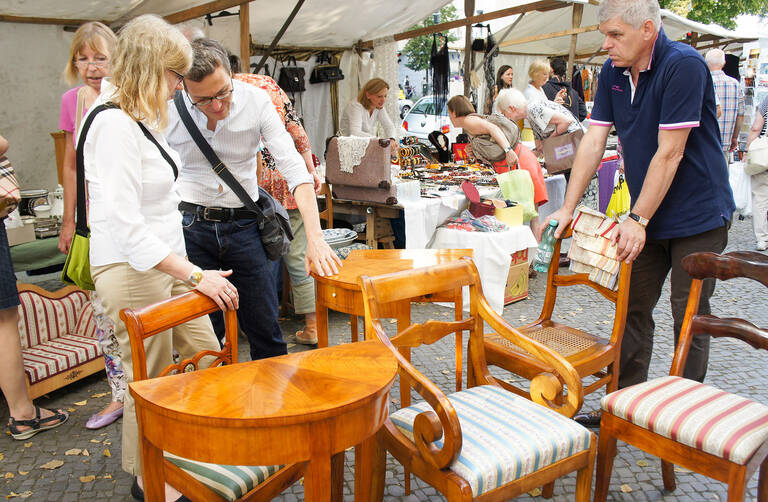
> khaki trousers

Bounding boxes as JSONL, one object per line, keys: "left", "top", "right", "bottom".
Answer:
{"left": 284, "top": 209, "right": 316, "bottom": 314}
{"left": 91, "top": 263, "right": 220, "bottom": 476}
{"left": 751, "top": 170, "right": 768, "bottom": 245}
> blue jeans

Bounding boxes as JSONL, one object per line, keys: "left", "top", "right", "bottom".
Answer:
{"left": 182, "top": 211, "right": 286, "bottom": 360}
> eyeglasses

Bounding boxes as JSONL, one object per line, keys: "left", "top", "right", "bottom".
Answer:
{"left": 170, "top": 69, "right": 185, "bottom": 87}
{"left": 74, "top": 60, "right": 109, "bottom": 69}
{"left": 186, "top": 80, "right": 234, "bottom": 107}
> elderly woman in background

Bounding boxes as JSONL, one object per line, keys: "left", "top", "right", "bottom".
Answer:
{"left": 57, "top": 21, "right": 127, "bottom": 431}
{"left": 83, "top": 15, "right": 237, "bottom": 501}
{"left": 523, "top": 59, "right": 553, "bottom": 104}
{"left": 747, "top": 94, "right": 768, "bottom": 251}
{"left": 496, "top": 87, "right": 583, "bottom": 153}
{"left": 340, "top": 77, "right": 398, "bottom": 151}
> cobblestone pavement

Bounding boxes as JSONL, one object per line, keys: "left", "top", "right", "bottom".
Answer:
{"left": 1, "top": 216, "right": 765, "bottom": 501}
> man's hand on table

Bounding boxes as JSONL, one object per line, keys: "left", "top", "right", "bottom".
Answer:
{"left": 305, "top": 234, "right": 342, "bottom": 277}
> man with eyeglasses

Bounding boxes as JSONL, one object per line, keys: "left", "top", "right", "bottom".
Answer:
{"left": 165, "top": 38, "right": 341, "bottom": 361}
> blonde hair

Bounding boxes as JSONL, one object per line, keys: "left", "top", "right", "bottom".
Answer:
{"left": 110, "top": 15, "right": 191, "bottom": 130}
{"left": 62, "top": 22, "right": 117, "bottom": 85}
{"left": 528, "top": 59, "right": 551, "bottom": 80}
{"left": 358, "top": 78, "right": 390, "bottom": 108}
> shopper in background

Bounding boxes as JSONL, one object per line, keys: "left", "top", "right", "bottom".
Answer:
{"left": 747, "top": 94, "right": 768, "bottom": 251}
{"left": 56, "top": 21, "right": 126, "bottom": 431}
{"left": 523, "top": 59, "right": 552, "bottom": 104}
{"left": 706, "top": 48, "right": 745, "bottom": 161}
{"left": 340, "top": 77, "right": 398, "bottom": 152}
{"left": 543, "top": 57, "right": 587, "bottom": 122}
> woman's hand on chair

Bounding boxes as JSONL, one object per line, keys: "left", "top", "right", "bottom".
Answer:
{"left": 197, "top": 269, "right": 239, "bottom": 311}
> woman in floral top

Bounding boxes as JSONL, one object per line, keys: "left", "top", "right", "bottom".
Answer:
{"left": 233, "top": 72, "right": 322, "bottom": 345}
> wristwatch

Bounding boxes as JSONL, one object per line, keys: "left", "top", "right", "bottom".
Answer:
{"left": 503, "top": 145, "right": 514, "bottom": 153}
{"left": 628, "top": 212, "right": 649, "bottom": 228}
{"left": 187, "top": 266, "right": 203, "bottom": 287}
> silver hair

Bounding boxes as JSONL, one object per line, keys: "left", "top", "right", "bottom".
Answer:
{"left": 495, "top": 88, "right": 527, "bottom": 113}
{"left": 187, "top": 38, "right": 231, "bottom": 82}
{"left": 598, "top": 0, "right": 661, "bottom": 31}
{"left": 705, "top": 49, "right": 726, "bottom": 68}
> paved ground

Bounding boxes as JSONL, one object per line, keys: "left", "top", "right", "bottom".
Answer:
{"left": 1, "top": 215, "right": 765, "bottom": 501}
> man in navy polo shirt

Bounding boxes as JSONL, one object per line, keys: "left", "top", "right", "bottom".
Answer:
{"left": 544, "top": 0, "right": 734, "bottom": 426}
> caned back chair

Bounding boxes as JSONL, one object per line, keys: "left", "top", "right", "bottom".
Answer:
{"left": 595, "top": 251, "right": 768, "bottom": 502}
{"left": 481, "top": 224, "right": 632, "bottom": 409}
{"left": 120, "top": 291, "right": 304, "bottom": 502}
{"left": 360, "top": 258, "right": 595, "bottom": 501}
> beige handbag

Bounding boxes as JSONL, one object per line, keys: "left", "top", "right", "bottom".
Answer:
{"left": 745, "top": 136, "right": 768, "bottom": 176}
{"left": 541, "top": 128, "right": 584, "bottom": 174}
{"left": 567, "top": 206, "right": 621, "bottom": 291}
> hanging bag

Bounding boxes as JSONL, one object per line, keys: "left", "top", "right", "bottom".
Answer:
{"left": 605, "top": 173, "right": 630, "bottom": 219}
{"left": 309, "top": 51, "right": 344, "bottom": 83}
{"left": 277, "top": 56, "right": 305, "bottom": 93}
{"left": 61, "top": 103, "right": 180, "bottom": 290}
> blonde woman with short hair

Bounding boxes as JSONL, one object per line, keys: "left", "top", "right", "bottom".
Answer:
{"left": 340, "top": 77, "right": 398, "bottom": 150}
{"left": 83, "top": 15, "right": 237, "bottom": 501}
{"left": 524, "top": 58, "right": 552, "bottom": 104}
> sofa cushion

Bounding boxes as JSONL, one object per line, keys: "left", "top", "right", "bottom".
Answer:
{"left": 601, "top": 376, "right": 768, "bottom": 465}
{"left": 22, "top": 334, "right": 101, "bottom": 384}
{"left": 390, "top": 385, "right": 592, "bottom": 496}
{"left": 17, "top": 290, "right": 89, "bottom": 349}
{"left": 165, "top": 453, "right": 281, "bottom": 501}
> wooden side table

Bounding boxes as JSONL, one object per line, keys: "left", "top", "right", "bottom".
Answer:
{"left": 312, "top": 248, "right": 473, "bottom": 391}
{"left": 130, "top": 341, "right": 396, "bottom": 502}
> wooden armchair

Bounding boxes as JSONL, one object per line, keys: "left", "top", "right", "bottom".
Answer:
{"left": 595, "top": 251, "right": 768, "bottom": 502}
{"left": 481, "top": 224, "right": 632, "bottom": 409}
{"left": 360, "top": 258, "right": 595, "bottom": 501}
{"left": 120, "top": 291, "right": 304, "bottom": 502}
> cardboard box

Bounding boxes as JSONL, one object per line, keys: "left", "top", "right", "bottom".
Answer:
{"left": 6, "top": 224, "right": 35, "bottom": 246}
{"left": 495, "top": 205, "right": 523, "bottom": 227}
{"left": 504, "top": 249, "right": 529, "bottom": 304}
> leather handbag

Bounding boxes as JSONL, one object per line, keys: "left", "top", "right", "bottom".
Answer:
{"left": 277, "top": 57, "right": 305, "bottom": 93}
{"left": 745, "top": 136, "right": 768, "bottom": 175}
{"left": 309, "top": 51, "right": 344, "bottom": 83}
{"left": 173, "top": 93, "right": 293, "bottom": 261}
{"left": 0, "top": 155, "right": 20, "bottom": 218}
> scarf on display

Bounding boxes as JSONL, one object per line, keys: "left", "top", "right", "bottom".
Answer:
{"left": 430, "top": 34, "right": 449, "bottom": 114}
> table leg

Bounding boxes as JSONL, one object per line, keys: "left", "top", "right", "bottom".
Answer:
{"left": 354, "top": 433, "right": 386, "bottom": 502}
{"left": 350, "top": 315, "right": 358, "bottom": 343}
{"left": 331, "top": 451, "right": 345, "bottom": 502}
{"left": 317, "top": 302, "right": 329, "bottom": 348}
{"left": 365, "top": 208, "right": 376, "bottom": 249}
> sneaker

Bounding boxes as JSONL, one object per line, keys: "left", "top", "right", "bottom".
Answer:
{"left": 757, "top": 241, "right": 767, "bottom": 251}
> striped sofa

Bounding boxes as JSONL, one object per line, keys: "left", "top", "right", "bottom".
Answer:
{"left": 17, "top": 284, "right": 102, "bottom": 399}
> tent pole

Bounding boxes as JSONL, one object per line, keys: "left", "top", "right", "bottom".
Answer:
{"left": 239, "top": 2, "right": 250, "bottom": 71}
{"left": 463, "top": 0, "right": 475, "bottom": 97}
{"left": 251, "top": 0, "right": 306, "bottom": 74}
{"left": 567, "top": 3, "right": 583, "bottom": 79}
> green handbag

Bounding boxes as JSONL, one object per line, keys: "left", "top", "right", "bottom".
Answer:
{"left": 60, "top": 103, "right": 116, "bottom": 290}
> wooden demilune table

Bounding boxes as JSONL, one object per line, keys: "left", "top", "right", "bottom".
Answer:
{"left": 129, "top": 341, "right": 397, "bottom": 502}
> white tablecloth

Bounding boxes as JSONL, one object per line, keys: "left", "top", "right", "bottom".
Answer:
{"left": 429, "top": 226, "right": 538, "bottom": 314}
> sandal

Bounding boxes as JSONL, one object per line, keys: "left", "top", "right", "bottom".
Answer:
{"left": 290, "top": 329, "right": 318, "bottom": 346}
{"left": 8, "top": 406, "right": 69, "bottom": 440}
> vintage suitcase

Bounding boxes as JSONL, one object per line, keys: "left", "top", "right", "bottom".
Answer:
{"left": 325, "top": 137, "right": 397, "bottom": 204}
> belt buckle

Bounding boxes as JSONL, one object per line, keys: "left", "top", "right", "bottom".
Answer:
{"left": 202, "top": 207, "right": 227, "bottom": 222}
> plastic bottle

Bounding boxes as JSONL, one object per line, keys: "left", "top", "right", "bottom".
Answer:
{"left": 532, "top": 219, "right": 559, "bottom": 273}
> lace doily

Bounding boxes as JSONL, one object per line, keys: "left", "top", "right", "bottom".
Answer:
{"left": 337, "top": 136, "right": 371, "bottom": 173}
{"left": 373, "top": 36, "right": 399, "bottom": 134}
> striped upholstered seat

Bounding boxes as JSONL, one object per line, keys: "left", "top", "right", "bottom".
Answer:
{"left": 390, "top": 385, "right": 592, "bottom": 496}
{"left": 165, "top": 453, "right": 280, "bottom": 501}
{"left": 601, "top": 376, "right": 768, "bottom": 465}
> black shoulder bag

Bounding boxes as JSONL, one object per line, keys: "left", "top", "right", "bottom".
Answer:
{"left": 172, "top": 92, "right": 293, "bottom": 261}
{"left": 277, "top": 56, "right": 306, "bottom": 93}
{"left": 309, "top": 51, "right": 344, "bottom": 83}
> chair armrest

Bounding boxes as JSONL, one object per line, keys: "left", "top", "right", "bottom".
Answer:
{"left": 475, "top": 293, "right": 583, "bottom": 417}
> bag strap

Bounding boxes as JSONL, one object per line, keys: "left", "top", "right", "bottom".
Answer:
{"left": 172, "top": 91, "right": 264, "bottom": 217}
{"left": 136, "top": 123, "right": 178, "bottom": 180}
{"left": 74, "top": 86, "right": 87, "bottom": 135}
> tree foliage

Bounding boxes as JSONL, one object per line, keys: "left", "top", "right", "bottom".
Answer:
{"left": 659, "top": 0, "right": 765, "bottom": 30}
{"left": 402, "top": 5, "right": 459, "bottom": 72}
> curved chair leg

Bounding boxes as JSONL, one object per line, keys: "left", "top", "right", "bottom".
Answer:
{"left": 594, "top": 427, "right": 617, "bottom": 502}
{"left": 575, "top": 443, "right": 596, "bottom": 502}
{"left": 541, "top": 481, "right": 555, "bottom": 498}
{"left": 404, "top": 467, "right": 411, "bottom": 495}
{"left": 759, "top": 457, "right": 768, "bottom": 502}
{"left": 661, "top": 460, "right": 676, "bottom": 492}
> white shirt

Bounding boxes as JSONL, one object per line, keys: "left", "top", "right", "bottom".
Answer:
{"left": 339, "top": 101, "right": 398, "bottom": 139}
{"left": 524, "top": 83, "right": 548, "bottom": 103}
{"left": 84, "top": 80, "right": 186, "bottom": 271}
{"left": 165, "top": 79, "right": 312, "bottom": 208}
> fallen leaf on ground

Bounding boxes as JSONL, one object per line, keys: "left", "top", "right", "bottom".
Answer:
{"left": 65, "top": 449, "right": 82, "bottom": 456}
{"left": 40, "top": 460, "right": 64, "bottom": 470}
{"left": 82, "top": 450, "right": 89, "bottom": 456}
{"left": 103, "top": 474, "right": 111, "bottom": 479}
{"left": 17, "top": 471, "right": 27, "bottom": 476}
{"left": 79, "top": 475, "right": 95, "bottom": 483}
{"left": 102, "top": 441, "right": 110, "bottom": 446}
{"left": 620, "top": 484, "right": 633, "bottom": 493}
{"left": 636, "top": 459, "right": 649, "bottom": 467}
{"left": 103, "top": 449, "right": 111, "bottom": 457}
{"left": 5, "top": 491, "right": 33, "bottom": 499}
{"left": 89, "top": 439, "right": 101, "bottom": 443}
{"left": 441, "top": 370, "right": 450, "bottom": 375}
{"left": 389, "top": 319, "right": 397, "bottom": 324}
{"left": 0, "top": 453, "right": 3, "bottom": 461}
{"left": 67, "top": 408, "right": 75, "bottom": 413}
{"left": 674, "top": 466, "right": 691, "bottom": 473}
{"left": 73, "top": 400, "right": 87, "bottom": 406}
{"left": 527, "top": 488, "right": 542, "bottom": 496}
{"left": 23, "top": 443, "right": 32, "bottom": 449}
{"left": 91, "top": 393, "right": 109, "bottom": 398}
{"left": 4, "top": 473, "right": 14, "bottom": 478}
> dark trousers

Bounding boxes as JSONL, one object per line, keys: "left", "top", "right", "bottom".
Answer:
{"left": 618, "top": 224, "right": 729, "bottom": 388}
{"left": 181, "top": 211, "right": 287, "bottom": 360}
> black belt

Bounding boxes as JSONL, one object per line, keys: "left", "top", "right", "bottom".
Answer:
{"left": 179, "top": 202, "right": 259, "bottom": 222}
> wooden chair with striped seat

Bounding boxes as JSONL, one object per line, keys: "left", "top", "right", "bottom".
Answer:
{"left": 360, "top": 258, "right": 596, "bottom": 501}
{"left": 480, "top": 223, "right": 632, "bottom": 412}
{"left": 595, "top": 251, "right": 768, "bottom": 502}
{"left": 120, "top": 291, "right": 305, "bottom": 501}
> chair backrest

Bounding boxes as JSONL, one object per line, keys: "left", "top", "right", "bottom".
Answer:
{"left": 119, "top": 291, "right": 238, "bottom": 381}
{"left": 670, "top": 251, "right": 768, "bottom": 376}
{"left": 318, "top": 182, "right": 333, "bottom": 229}
{"left": 16, "top": 283, "right": 88, "bottom": 348}
{"left": 543, "top": 224, "right": 632, "bottom": 346}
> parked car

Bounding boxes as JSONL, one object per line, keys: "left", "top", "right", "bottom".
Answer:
{"left": 400, "top": 95, "right": 457, "bottom": 143}
{"left": 398, "top": 98, "right": 413, "bottom": 119}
